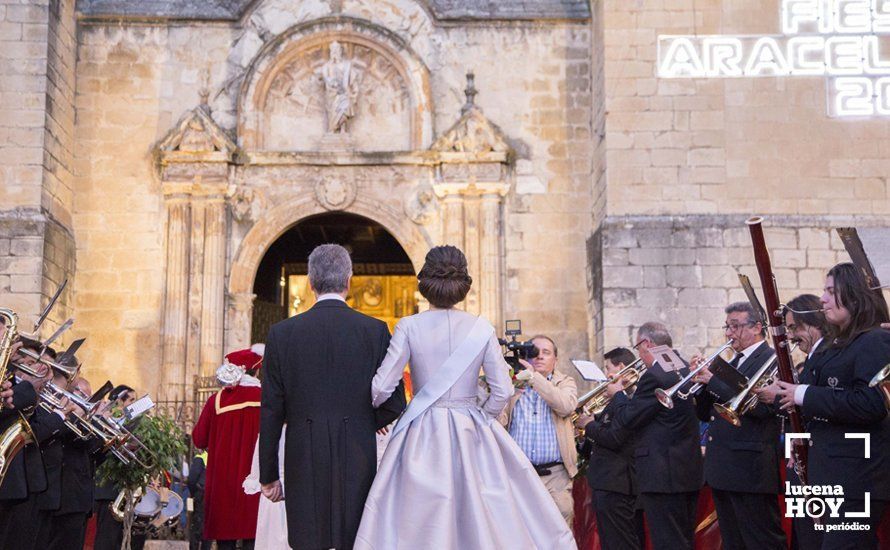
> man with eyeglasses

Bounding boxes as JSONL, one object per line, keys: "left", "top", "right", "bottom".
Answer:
{"left": 691, "top": 302, "right": 785, "bottom": 550}
{"left": 755, "top": 294, "right": 828, "bottom": 550}
{"left": 605, "top": 322, "right": 703, "bottom": 549}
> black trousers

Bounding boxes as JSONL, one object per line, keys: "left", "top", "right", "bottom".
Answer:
{"left": 0, "top": 499, "right": 25, "bottom": 548}
{"left": 593, "top": 489, "right": 642, "bottom": 550}
{"left": 92, "top": 502, "right": 147, "bottom": 550}
{"left": 2, "top": 496, "right": 41, "bottom": 550}
{"left": 821, "top": 499, "right": 887, "bottom": 550}
{"left": 40, "top": 511, "right": 88, "bottom": 550}
{"left": 712, "top": 489, "right": 786, "bottom": 550}
{"left": 639, "top": 491, "right": 699, "bottom": 550}
{"left": 216, "top": 540, "right": 255, "bottom": 550}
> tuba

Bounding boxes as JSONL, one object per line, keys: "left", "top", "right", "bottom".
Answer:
{"left": 655, "top": 340, "right": 736, "bottom": 409}
{"left": 0, "top": 309, "right": 36, "bottom": 487}
{"left": 714, "top": 343, "right": 798, "bottom": 426}
{"left": 869, "top": 363, "right": 890, "bottom": 410}
{"left": 572, "top": 358, "right": 646, "bottom": 424}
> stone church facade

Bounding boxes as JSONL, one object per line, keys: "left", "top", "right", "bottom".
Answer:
{"left": 1, "top": 0, "right": 888, "bottom": 397}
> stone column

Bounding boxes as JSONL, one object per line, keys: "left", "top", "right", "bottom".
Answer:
{"left": 463, "top": 194, "right": 481, "bottom": 315}
{"left": 160, "top": 192, "right": 191, "bottom": 401}
{"left": 226, "top": 292, "right": 256, "bottom": 351}
{"left": 186, "top": 199, "right": 206, "bottom": 387}
{"left": 480, "top": 192, "right": 503, "bottom": 329}
{"left": 442, "top": 194, "right": 464, "bottom": 249}
{"left": 200, "top": 194, "right": 227, "bottom": 377}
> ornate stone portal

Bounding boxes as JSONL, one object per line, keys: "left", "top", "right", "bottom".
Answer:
{"left": 155, "top": 19, "right": 515, "bottom": 401}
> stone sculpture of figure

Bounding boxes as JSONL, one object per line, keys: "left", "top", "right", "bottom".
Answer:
{"left": 316, "top": 41, "right": 361, "bottom": 133}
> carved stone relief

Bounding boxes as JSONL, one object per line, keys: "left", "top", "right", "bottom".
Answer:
{"left": 264, "top": 40, "right": 411, "bottom": 151}
{"left": 314, "top": 174, "right": 357, "bottom": 210}
{"left": 227, "top": 185, "right": 265, "bottom": 223}
{"left": 432, "top": 108, "right": 510, "bottom": 155}
{"left": 404, "top": 183, "right": 438, "bottom": 225}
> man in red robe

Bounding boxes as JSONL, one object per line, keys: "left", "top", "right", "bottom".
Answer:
{"left": 193, "top": 345, "right": 264, "bottom": 550}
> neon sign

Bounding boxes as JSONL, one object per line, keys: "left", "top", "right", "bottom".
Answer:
{"left": 658, "top": 0, "right": 890, "bottom": 117}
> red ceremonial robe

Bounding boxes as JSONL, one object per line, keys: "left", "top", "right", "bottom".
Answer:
{"left": 193, "top": 379, "right": 262, "bottom": 541}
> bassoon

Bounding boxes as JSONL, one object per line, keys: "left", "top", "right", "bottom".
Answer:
{"left": 746, "top": 216, "right": 809, "bottom": 485}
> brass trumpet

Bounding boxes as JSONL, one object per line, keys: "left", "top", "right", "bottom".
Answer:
{"left": 655, "top": 340, "right": 736, "bottom": 409}
{"left": 869, "top": 363, "right": 890, "bottom": 410}
{"left": 572, "top": 358, "right": 646, "bottom": 423}
{"left": 714, "top": 343, "right": 798, "bottom": 426}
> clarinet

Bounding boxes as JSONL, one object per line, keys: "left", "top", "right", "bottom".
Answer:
{"left": 746, "top": 216, "right": 809, "bottom": 486}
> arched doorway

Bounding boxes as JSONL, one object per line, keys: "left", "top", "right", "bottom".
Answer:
{"left": 251, "top": 212, "right": 419, "bottom": 342}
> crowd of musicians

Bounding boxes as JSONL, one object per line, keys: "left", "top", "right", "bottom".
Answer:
{"left": 0, "top": 320, "right": 157, "bottom": 550}
{"left": 566, "top": 261, "right": 890, "bottom": 550}
{"left": 1, "top": 256, "right": 889, "bottom": 550}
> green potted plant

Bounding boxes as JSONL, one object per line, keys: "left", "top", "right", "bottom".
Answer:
{"left": 96, "top": 412, "right": 188, "bottom": 550}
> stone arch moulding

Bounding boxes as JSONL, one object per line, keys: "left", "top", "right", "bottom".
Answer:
{"left": 237, "top": 16, "right": 434, "bottom": 151}
{"left": 228, "top": 195, "right": 434, "bottom": 298}
{"left": 225, "top": 195, "right": 433, "bottom": 351}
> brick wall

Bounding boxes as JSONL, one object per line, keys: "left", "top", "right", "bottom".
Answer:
{"left": 590, "top": 1, "right": 890, "bottom": 361}
{"left": 0, "top": 0, "right": 77, "bottom": 334}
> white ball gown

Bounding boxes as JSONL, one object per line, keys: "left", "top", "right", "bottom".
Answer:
{"left": 354, "top": 309, "right": 577, "bottom": 549}
{"left": 244, "top": 425, "right": 291, "bottom": 549}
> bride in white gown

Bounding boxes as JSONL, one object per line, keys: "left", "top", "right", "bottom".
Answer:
{"left": 355, "top": 246, "right": 576, "bottom": 550}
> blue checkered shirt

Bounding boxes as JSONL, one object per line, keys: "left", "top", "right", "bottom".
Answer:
{"left": 509, "top": 381, "right": 561, "bottom": 465}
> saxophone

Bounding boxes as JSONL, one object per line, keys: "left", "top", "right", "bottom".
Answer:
{"left": 0, "top": 308, "right": 36, "bottom": 486}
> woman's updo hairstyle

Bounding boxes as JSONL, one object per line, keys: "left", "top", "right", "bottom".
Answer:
{"left": 417, "top": 245, "right": 473, "bottom": 309}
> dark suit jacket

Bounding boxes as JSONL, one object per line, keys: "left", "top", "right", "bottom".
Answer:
{"left": 696, "top": 340, "right": 782, "bottom": 494}
{"left": 37, "top": 423, "right": 84, "bottom": 512}
{"left": 612, "top": 357, "right": 703, "bottom": 494}
{"left": 54, "top": 432, "right": 104, "bottom": 515}
{"left": 0, "top": 380, "right": 36, "bottom": 424}
{"left": 584, "top": 396, "right": 637, "bottom": 495}
{"left": 799, "top": 338, "right": 827, "bottom": 385}
{"left": 0, "top": 403, "right": 64, "bottom": 501}
{"left": 802, "top": 329, "right": 890, "bottom": 501}
{"left": 260, "top": 299, "right": 407, "bottom": 550}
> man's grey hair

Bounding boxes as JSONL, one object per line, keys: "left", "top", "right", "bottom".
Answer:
{"left": 308, "top": 244, "right": 353, "bottom": 294}
{"left": 725, "top": 301, "right": 765, "bottom": 334}
{"left": 638, "top": 321, "right": 673, "bottom": 347}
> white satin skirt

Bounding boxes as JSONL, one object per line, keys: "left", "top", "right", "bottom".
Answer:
{"left": 354, "top": 404, "right": 577, "bottom": 550}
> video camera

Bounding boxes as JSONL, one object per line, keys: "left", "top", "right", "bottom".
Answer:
{"left": 498, "top": 320, "right": 539, "bottom": 371}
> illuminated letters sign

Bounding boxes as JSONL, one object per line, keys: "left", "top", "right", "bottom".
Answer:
{"left": 658, "top": 0, "right": 890, "bottom": 117}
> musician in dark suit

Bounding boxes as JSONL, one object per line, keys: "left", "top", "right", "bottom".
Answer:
{"left": 259, "top": 244, "right": 407, "bottom": 550}
{"left": 37, "top": 376, "right": 106, "bottom": 550}
{"left": 577, "top": 346, "right": 643, "bottom": 550}
{"left": 756, "top": 293, "right": 828, "bottom": 550}
{"left": 692, "top": 302, "right": 785, "bottom": 550}
{"left": 607, "top": 322, "right": 703, "bottom": 550}
{"left": 0, "top": 342, "right": 60, "bottom": 549}
{"left": 774, "top": 263, "right": 890, "bottom": 549}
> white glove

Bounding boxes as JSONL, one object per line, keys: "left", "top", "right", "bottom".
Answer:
{"left": 515, "top": 369, "right": 534, "bottom": 384}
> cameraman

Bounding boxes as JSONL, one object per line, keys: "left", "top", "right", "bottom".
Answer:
{"left": 498, "top": 335, "right": 578, "bottom": 524}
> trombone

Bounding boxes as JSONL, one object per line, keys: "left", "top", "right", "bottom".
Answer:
{"left": 714, "top": 343, "right": 798, "bottom": 426}
{"left": 869, "top": 363, "right": 890, "bottom": 410}
{"left": 655, "top": 340, "right": 736, "bottom": 409}
{"left": 15, "top": 347, "right": 80, "bottom": 380}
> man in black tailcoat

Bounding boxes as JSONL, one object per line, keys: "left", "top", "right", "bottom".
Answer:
{"left": 259, "top": 244, "right": 406, "bottom": 550}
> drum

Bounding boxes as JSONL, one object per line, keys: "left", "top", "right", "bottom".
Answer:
{"left": 160, "top": 491, "right": 184, "bottom": 527}
{"left": 132, "top": 487, "right": 162, "bottom": 529}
